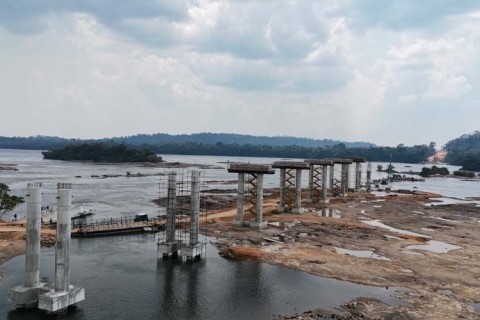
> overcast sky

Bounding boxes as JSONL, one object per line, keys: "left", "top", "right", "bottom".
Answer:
{"left": 1, "top": 1, "right": 479, "bottom": 146}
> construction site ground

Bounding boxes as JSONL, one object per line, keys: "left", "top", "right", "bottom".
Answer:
{"left": 205, "top": 190, "right": 480, "bottom": 319}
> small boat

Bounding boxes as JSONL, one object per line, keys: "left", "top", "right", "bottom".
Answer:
{"left": 72, "top": 207, "right": 95, "bottom": 220}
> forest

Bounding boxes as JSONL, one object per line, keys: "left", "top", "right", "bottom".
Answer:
{"left": 42, "top": 143, "right": 162, "bottom": 163}
{"left": 444, "top": 131, "right": 480, "bottom": 171}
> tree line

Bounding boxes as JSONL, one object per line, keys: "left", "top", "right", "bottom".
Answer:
{"left": 42, "top": 143, "right": 162, "bottom": 163}
{"left": 444, "top": 131, "right": 480, "bottom": 171}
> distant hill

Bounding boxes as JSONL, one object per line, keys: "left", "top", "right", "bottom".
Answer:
{"left": 109, "top": 133, "right": 375, "bottom": 148}
{"left": 1, "top": 133, "right": 436, "bottom": 164}
{"left": 444, "top": 131, "right": 480, "bottom": 171}
{"left": 0, "top": 133, "right": 374, "bottom": 150}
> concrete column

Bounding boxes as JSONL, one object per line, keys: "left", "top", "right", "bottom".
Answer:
{"left": 341, "top": 164, "right": 348, "bottom": 196}
{"left": 307, "top": 166, "right": 313, "bottom": 202}
{"left": 355, "top": 162, "right": 361, "bottom": 192}
{"left": 345, "top": 164, "right": 350, "bottom": 192}
{"left": 55, "top": 183, "right": 72, "bottom": 293}
{"left": 166, "top": 172, "right": 177, "bottom": 243}
{"left": 366, "top": 162, "right": 372, "bottom": 191}
{"left": 320, "top": 165, "right": 329, "bottom": 205}
{"left": 190, "top": 171, "right": 201, "bottom": 246}
{"left": 233, "top": 173, "right": 245, "bottom": 226}
{"left": 255, "top": 174, "right": 264, "bottom": 224}
{"left": 278, "top": 168, "right": 286, "bottom": 211}
{"left": 25, "top": 182, "right": 42, "bottom": 288}
{"left": 292, "top": 169, "right": 304, "bottom": 214}
{"left": 329, "top": 164, "right": 335, "bottom": 192}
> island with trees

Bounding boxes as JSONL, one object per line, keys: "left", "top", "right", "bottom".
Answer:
{"left": 42, "top": 143, "right": 162, "bottom": 163}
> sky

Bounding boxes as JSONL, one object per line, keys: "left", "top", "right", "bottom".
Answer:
{"left": 1, "top": 1, "right": 479, "bottom": 147}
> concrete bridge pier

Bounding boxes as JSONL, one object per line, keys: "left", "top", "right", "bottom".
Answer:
{"left": 158, "top": 172, "right": 179, "bottom": 258}
{"left": 329, "top": 162, "right": 335, "bottom": 194}
{"left": 305, "top": 160, "right": 333, "bottom": 206}
{"left": 366, "top": 162, "right": 372, "bottom": 191}
{"left": 9, "top": 182, "right": 47, "bottom": 308}
{"left": 292, "top": 169, "right": 304, "bottom": 214}
{"left": 319, "top": 164, "right": 329, "bottom": 206}
{"left": 232, "top": 173, "right": 245, "bottom": 227}
{"left": 184, "top": 171, "right": 203, "bottom": 260}
{"left": 351, "top": 158, "right": 366, "bottom": 192}
{"left": 307, "top": 166, "right": 314, "bottom": 203}
{"left": 273, "top": 161, "right": 308, "bottom": 214}
{"left": 38, "top": 183, "right": 85, "bottom": 313}
{"left": 228, "top": 163, "right": 275, "bottom": 229}
{"left": 332, "top": 159, "right": 352, "bottom": 197}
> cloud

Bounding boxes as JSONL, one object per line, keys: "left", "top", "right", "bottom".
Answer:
{"left": 1, "top": 0, "right": 480, "bottom": 147}
{"left": 343, "top": 0, "right": 480, "bottom": 33}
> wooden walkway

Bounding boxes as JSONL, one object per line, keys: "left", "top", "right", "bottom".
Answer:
{"left": 72, "top": 216, "right": 167, "bottom": 238}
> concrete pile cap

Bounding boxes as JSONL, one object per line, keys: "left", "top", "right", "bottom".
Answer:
{"left": 227, "top": 163, "right": 275, "bottom": 174}
{"left": 304, "top": 159, "right": 334, "bottom": 166}
{"left": 350, "top": 157, "right": 367, "bottom": 163}
{"left": 272, "top": 161, "right": 309, "bottom": 169}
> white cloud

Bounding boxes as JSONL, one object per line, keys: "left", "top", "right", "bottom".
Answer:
{"left": 1, "top": 0, "right": 480, "bottom": 146}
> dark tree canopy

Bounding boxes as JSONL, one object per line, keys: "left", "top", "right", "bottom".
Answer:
{"left": 444, "top": 131, "right": 480, "bottom": 171}
{"left": 42, "top": 143, "right": 162, "bottom": 163}
{"left": 0, "top": 183, "right": 24, "bottom": 217}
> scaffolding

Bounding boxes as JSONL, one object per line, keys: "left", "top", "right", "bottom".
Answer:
{"left": 156, "top": 171, "right": 208, "bottom": 261}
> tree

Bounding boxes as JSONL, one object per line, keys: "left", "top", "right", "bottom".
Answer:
{"left": 377, "top": 165, "right": 383, "bottom": 171}
{"left": 0, "top": 183, "right": 24, "bottom": 217}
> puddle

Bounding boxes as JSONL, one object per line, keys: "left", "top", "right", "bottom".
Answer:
{"left": 429, "top": 216, "right": 460, "bottom": 223}
{"left": 437, "top": 289, "right": 455, "bottom": 298}
{"left": 412, "top": 211, "right": 424, "bottom": 215}
{"left": 406, "top": 240, "right": 461, "bottom": 253}
{"left": 421, "top": 228, "right": 436, "bottom": 232}
{"left": 362, "top": 220, "right": 430, "bottom": 239}
{"left": 400, "top": 268, "right": 413, "bottom": 273}
{"left": 424, "top": 197, "right": 480, "bottom": 206}
{"left": 318, "top": 208, "right": 342, "bottom": 218}
{"left": 401, "top": 251, "right": 424, "bottom": 256}
{"left": 373, "top": 205, "right": 383, "bottom": 208}
{"left": 469, "top": 302, "right": 480, "bottom": 313}
{"left": 384, "top": 235, "right": 403, "bottom": 240}
{"left": 360, "top": 210, "right": 366, "bottom": 214}
{"left": 335, "top": 247, "right": 391, "bottom": 261}
{"left": 268, "top": 221, "right": 299, "bottom": 229}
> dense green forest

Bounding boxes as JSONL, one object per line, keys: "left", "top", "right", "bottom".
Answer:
{"left": 4, "top": 134, "right": 435, "bottom": 164}
{"left": 444, "top": 131, "right": 480, "bottom": 171}
{"left": 142, "top": 142, "right": 433, "bottom": 163}
{"left": 0, "top": 133, "right": 373, "bottom": 150}
{"left": 42, "top": 143, "right": 162, "bottom": 163}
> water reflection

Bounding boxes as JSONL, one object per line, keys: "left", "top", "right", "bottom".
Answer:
{"left": 318, "top": 208, "right": 342, "bottom": 218}
{"left": 0, "top": 235, "right": 405, "bottom": 320}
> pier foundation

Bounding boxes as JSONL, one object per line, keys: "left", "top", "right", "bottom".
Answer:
{"left": 158, "top": 172, "right": 179, "bottom": 258}
{"left": 38, "top": 183, "right": 85, "bottom": 313}
{"left": 351, "top": 158, "right": 366, "bottom": 192}
{"left": 273, "top": 161, "right": 308, "bottom": 214}
{"left": 304, "top": 160, "right": 333, "bottom": 207}
{"left": 228, "top": 163, "right": 275, "bottom": 229}
{"left": 9, "top": 183, "right": 48, "bottom": 308}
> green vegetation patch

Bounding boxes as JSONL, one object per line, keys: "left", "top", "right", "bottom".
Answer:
{"left": 420, "top": 166, "right": 449, "bottom": 177}
{"left": 42, "top": 143, "right": 162, "bottom": 163}
{"left": 0, "top": 183, "right": 24, "bottom": 217}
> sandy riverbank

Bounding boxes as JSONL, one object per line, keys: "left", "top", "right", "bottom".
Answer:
{"left": 2, "top": 190, "right": 480, "bottom": 319}
{"left": 205, "top": 191, "right": 480, "bottom": 319}
{"left": 0, "top": 219, "right": 56, "bottom": 280}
